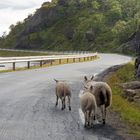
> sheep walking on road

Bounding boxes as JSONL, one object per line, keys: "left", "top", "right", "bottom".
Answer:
{"left": 54, "top": 79, "right": 71, "bottom": 111}
{"left": 80, "top": 89, "right": 97, "bottom": 128}
{"left": 84, "top": 76, "right": 112, "bottom": 124}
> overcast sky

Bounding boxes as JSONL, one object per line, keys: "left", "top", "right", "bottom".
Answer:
{"left": 0, "top": 0, "right": 50, "bottom": 36}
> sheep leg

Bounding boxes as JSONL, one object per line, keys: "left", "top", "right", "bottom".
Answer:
{"left": 84, "top": 111, "right": 88, "bottom": 128}
{"left": 55, "top": 96, "right": 58, "bottom": 107}
{"left": 91, "top": 110, "right": 96, "bottom": 127}
{"left": 101, "top": 105, "right": 106, "bottom": 124}
{"left": 61, "top": 98, "right": 64, "bottom": 110}
{"left": 87, "top": 110, "right": 90, "bottom": 127}
{"left": 104, "top": 107, "right": 107, "bottom": 124}
{"left": 63, "top": 97, "right": 66, "bottom": 109}
{"left": 68, "top": 96, "right": 71, "bottom": 111}
{"left": 88, "top": 110, "right": 92, "bottom": 128}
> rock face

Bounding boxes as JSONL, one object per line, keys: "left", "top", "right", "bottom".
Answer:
{"left": 121, "top": 81, "right": 140, "bottom": 104}
{"left": 15, "top": 0, "right": 81, "bottom": 49}
{"left": 121, "top": 29, "right": 140, "bottom": 55}
{"left": 20, "top": 0, "right": 81, "bottom": 36}
{"left": 23, "top": 7, "right": 63, "bottom": 35}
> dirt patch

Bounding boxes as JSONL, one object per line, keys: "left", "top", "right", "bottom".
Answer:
{"left": 95, "top": 64, "right": 140, "bottom": 140}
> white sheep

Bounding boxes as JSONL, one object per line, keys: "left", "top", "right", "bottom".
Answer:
{"left": 84, "top": 76, "right": 112, "bottom": 124}
{"left": 54, "top": 79, "right": 71, "bottom": 111}
{"left": 80, "top": 89, "right": 97, "bottom": 128}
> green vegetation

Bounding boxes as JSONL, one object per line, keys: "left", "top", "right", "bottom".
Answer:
{"left": 0, "top": 0, "right": 140, "bottom": 54}
{"left": 0, "top": 50, "right": 48, "bottom": 57}
{"left": 107, "top": 63, "right": 140, "bottom": 137}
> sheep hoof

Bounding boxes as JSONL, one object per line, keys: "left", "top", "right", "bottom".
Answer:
{"left": 91, "top": 123, "right": 94, "bottom": 127}
{"left": 103, "top": 119, "right": 106, "bottom": 125}
{"left": 69, "top": 106, "right": 71, "bottom": 111}
{"left": 64, "top": 105, "right": 66, "bottom": 108}
{"left": 89, "top": 125, "right": 92, "bottom": 129}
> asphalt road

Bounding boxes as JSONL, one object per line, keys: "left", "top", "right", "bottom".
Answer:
{"left": 0, "top": 54, "right": 131, "bottom": 140}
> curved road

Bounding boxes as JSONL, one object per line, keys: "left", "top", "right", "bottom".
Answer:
{"left": 0, "top": 54, "right": 131, "bottom": 140}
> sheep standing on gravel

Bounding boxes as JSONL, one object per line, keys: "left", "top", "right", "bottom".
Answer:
{"left": 54, "top": 79, "right": 71, "bottom": 111}
{"left": 80, "top": 88, "right": 97, "bottom": 128}
{"left": 84, "top": 76, "right": 112, "bottom": 124}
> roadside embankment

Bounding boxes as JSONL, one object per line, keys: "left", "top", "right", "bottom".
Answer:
{"left": 95, "top": 63, "right": 140, "bottom": 139}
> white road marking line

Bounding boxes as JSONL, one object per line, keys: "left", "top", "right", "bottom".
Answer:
{"left": 79, "top": 90, "right": 84, "bottom": 98}
{"left": 78, "top": 108, "right": 85, "bottom": 125}
{"left": 79, "top": 90, "right": 85, "bottom": 125}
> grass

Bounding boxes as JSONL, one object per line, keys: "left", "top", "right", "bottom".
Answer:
{"left": 107, "top": 62, "right": 140, "bottom": 137}
{"left": 0, "top": 50, "right": 48, "bottom": 57}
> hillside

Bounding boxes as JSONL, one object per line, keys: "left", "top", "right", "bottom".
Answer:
{"left": 0, "top": 0, "right": 140, "bottom": 54}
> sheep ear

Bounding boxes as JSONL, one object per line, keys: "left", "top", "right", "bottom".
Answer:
{"left": 91, "top": 76, "right": 94, "bottom": 80}
{"left": 54, "top": 79, "right": 59, "bottom": 82}
{"left": 90, "top": 85, "right": 93, "bottom": 91}
{"left": 84, "top": 76, "right": 88, "bottom": 82}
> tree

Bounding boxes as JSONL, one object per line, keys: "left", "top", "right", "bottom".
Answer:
{"left": 2, "top": 32, "right": 7, "bottom": 39}
{"left": 106, "top": 0, "right": 122, "bottom": 23}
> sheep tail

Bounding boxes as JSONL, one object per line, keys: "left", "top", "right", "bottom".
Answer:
{"left": 105, "top": 88, "right": 112, "bottom": 107}
{"left": 102, "top": 89, "right": 107, "bottom": 105}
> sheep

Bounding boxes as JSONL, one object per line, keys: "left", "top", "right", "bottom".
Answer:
{"left": 54, "top": 79, "right": 71, "bottom": 111}
{"left": 84, "top": 76, "right": 112, "bottom": 124}
{"left": 80, "top": 88, "right": 97, "bottom": 128}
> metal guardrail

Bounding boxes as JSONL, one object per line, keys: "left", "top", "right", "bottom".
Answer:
{"left": 0, "top": 53, "right": 98, "bottom": 70}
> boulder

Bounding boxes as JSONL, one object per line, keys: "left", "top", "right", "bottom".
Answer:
{"left": 123, "top": 89, "right": 137, "bottom": 97}
{"left": 65, "top": 27, "right": 75, "bottom": 40}
{"left": 121, "top": 81, "right": 140, "bottom": 89}
{"left": 85, "top": 30, "right": 96, "bottom": 42}
{"left": 122, "top": 88, "right": 140, "bottom": 103}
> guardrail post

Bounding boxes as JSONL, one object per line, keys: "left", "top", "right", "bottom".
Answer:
{"left": 84, "top": 57, "right": 85, "bottom": 61}
{"left": 40, "top": 61, "right": 43, "bottom": 67}
{"left": 59, "top": 59, "right": 61, "bottom": 64}
{"left": 79, "top": 58, "right": 80, "bottom": 62}
{"left": 13, "top": 62, "right": 16, "bottom": 70}
{"left": 67, "top": 58, "right": 69, "bottom": 63}
{"left": 50, "top": 60, "right": 53, "bottom": 65}
{"left": 27, "top": 61, "right": 30, "bottom": 69}
{"left": 73, "top": 58, "right": 75, "bottom": 62}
